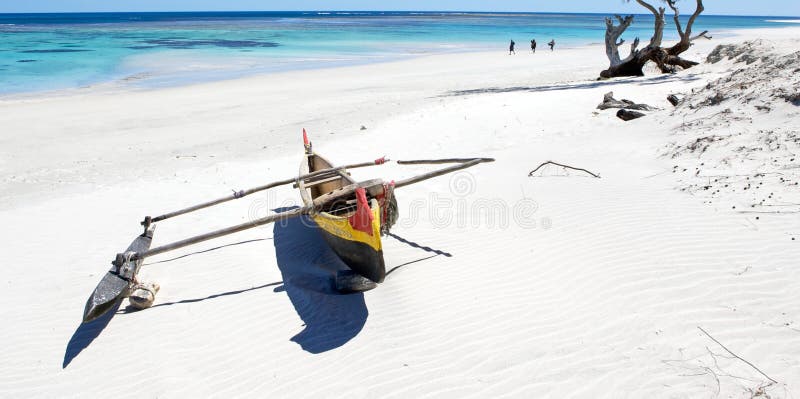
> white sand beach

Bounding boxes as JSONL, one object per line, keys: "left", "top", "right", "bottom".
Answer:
{"left": 1, "top": 26, "right": 799, "bottom": 398}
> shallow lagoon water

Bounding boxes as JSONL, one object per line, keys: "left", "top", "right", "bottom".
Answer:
{"left": 0, "top": 11, "right": 795, "bottom": 94}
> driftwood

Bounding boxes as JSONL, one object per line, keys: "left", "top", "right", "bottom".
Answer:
{"left": 600, "top": 0, "right": 709, "bottom": 78}
{"left": 528, "top": 161, "right": 600, "bottom": 178}
{"left": 598, "top": 91, "right": 657, "bottom": 111}
{"left": 617, "top": 109, "right": 646, "bottom": 121}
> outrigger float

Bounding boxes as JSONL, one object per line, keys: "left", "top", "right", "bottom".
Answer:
{"left": 83, "top": 130, "right": 493, "bottom": 323}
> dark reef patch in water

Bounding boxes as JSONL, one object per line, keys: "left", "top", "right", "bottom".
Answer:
{"left": 109, "top": 34, "right": 150, "bottom": 40}
{"left": 21, "top": 49, "right": 93, "bottom": 53}
{"left": 142, "top": 39, "right": 279, "bottom": 49}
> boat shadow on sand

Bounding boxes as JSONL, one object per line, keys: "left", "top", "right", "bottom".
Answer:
{"left": 62, "top": 212, "right": 363, "bottom": 366}
{"left": 63, "top": 208, "right": 450, "bottom": 366}
{"left": 271, "top": 208, "right": 369, "bottom": 354}
{"left": 62, "top": 218, "right": 359, "bottom": 368}
{"left": 63, "top": 299, "right": 120, "bottom": 368}
{"left": 272, "top": 211, "right": 453, "bottom": 353}
{"left": 62, "top": 240, "right": 280, "bottom": 368}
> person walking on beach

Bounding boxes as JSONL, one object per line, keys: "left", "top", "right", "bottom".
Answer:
{"left": 531, "top": 39, "right": 537, "bottom": 53}
{"left": 509, "top": 39, "right": 515, "bottom": 55}
{"left": 548, "top": 39, "right": 555, "bottom": 51}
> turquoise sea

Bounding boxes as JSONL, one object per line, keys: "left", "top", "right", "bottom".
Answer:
{"left": 0, "top": 12, "right": 797, "bottom": 94}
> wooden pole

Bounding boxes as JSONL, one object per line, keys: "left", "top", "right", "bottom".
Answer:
{"left": 137, "top": 206, "right": 311, "bottom": 260}
{"left": 130, "top": 158, "right": 493, "bottom": 262}
{"left": 397, "top": 158, "right": 495, "bottom": 165}
{"left": 134, "top": 181, "right": 369, "bottom": 261}
{"left": 149, "top": 158, "right": 387, "bottom": 224}
{"left": 394, "top": 158, "right": 494, "bottom": 189}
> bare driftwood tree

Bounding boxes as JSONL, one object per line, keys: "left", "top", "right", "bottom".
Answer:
{"left": 600, "top": 0, "right": 712, "bottom": 78}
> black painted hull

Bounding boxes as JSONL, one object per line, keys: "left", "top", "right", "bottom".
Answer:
{"left": 318, "top": 227, "right": 386, "bottom": 283}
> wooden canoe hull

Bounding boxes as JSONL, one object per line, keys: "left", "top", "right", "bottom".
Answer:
{"left": 298, "top": 146, "right": 386, "bottom": 284}
{"left": 312, "top": 200, "right": 385, "bottom": 283}
{"left": 317, "top": 222, "right": 386, "bottom": 283}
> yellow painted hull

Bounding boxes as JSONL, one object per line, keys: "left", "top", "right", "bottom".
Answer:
{"left": 312, "top": 201, "right": 382, "bottom": 252}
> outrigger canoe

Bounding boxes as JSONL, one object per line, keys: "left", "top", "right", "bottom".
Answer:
{"left": 298, "top": 131, "right": 393, "bottom": 283}
{"left": 82, "top": 129, "right": 493, "bottom": 323}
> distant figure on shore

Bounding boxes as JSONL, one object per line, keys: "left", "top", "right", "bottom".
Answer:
{"left": 548, "top": 39, "right": 555, "bottom": 51}
{"left": 509, "top": 39, "right": 515, "bottom": 55}
{"left": 531, "top": 39, "right": 537, "bottom": 53}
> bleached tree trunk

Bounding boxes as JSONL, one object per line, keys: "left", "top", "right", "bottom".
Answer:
{"left": 633, "top": 0, "right": 665, "bottom": 47}
{"left": 605, "top": 15, "right": 634, "bottom": 67}
{"left": 666, "top": 0, "right": 710, "bottom": 55}
{"left": 600, "top": 1, "right": 665, "bottom": 78}
{"left": 600, "top": 0, "right": 710, "bottom": 79}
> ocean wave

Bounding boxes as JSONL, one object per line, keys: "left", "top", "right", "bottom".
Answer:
{"left": 765, "top": 19, "right": 800, "bottom": 23}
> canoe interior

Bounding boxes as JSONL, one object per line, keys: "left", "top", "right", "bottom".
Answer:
{"left": 299, "top": 153, "right": 361, "bottom": 215}
{"left": 311, "top": 154, "right": 354, "bottom": 201}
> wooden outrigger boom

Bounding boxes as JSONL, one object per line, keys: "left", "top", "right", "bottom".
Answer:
{"left": 146, "top": 158, "right": 392, "bottom": 225}
{"left": 82, "top": 131, "right": 493, "bottom": 323}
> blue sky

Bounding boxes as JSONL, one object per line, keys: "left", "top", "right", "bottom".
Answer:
{"left": 1, "top": 1, "right": 799, "bottom": 17}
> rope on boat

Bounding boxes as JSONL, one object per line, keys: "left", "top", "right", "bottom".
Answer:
{"left": 381, "top": 182, "right": 399, "bottom": 235}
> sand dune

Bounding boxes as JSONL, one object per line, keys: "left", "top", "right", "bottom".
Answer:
{"left": 0, "top": 27, "right": 799, "bottom": 398}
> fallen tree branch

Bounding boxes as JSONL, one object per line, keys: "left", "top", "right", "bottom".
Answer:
{"left": 528, "top": 161, "right": 601, "bottom": 178}
{"left": 598, "top": 91, "right": 658, "bottom": 111}
{"left": 697, "top": 326, "right": 779, "bottom": 384}
{"left": 664, "top": 55, "right": 700, "bottom": 69}
{"left": 691, "top": 30, "right": 712, "bottom": 41}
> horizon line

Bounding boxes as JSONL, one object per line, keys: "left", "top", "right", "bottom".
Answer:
{"left": 0, "top": 10, "right": 798, "bottom": 18}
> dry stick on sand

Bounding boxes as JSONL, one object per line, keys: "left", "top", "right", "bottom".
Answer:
{"left": 528, "top": 161, "right": 601, "bottom": 178}
{"left": 697, "top": 326, "right": 779, "bottom": 384}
